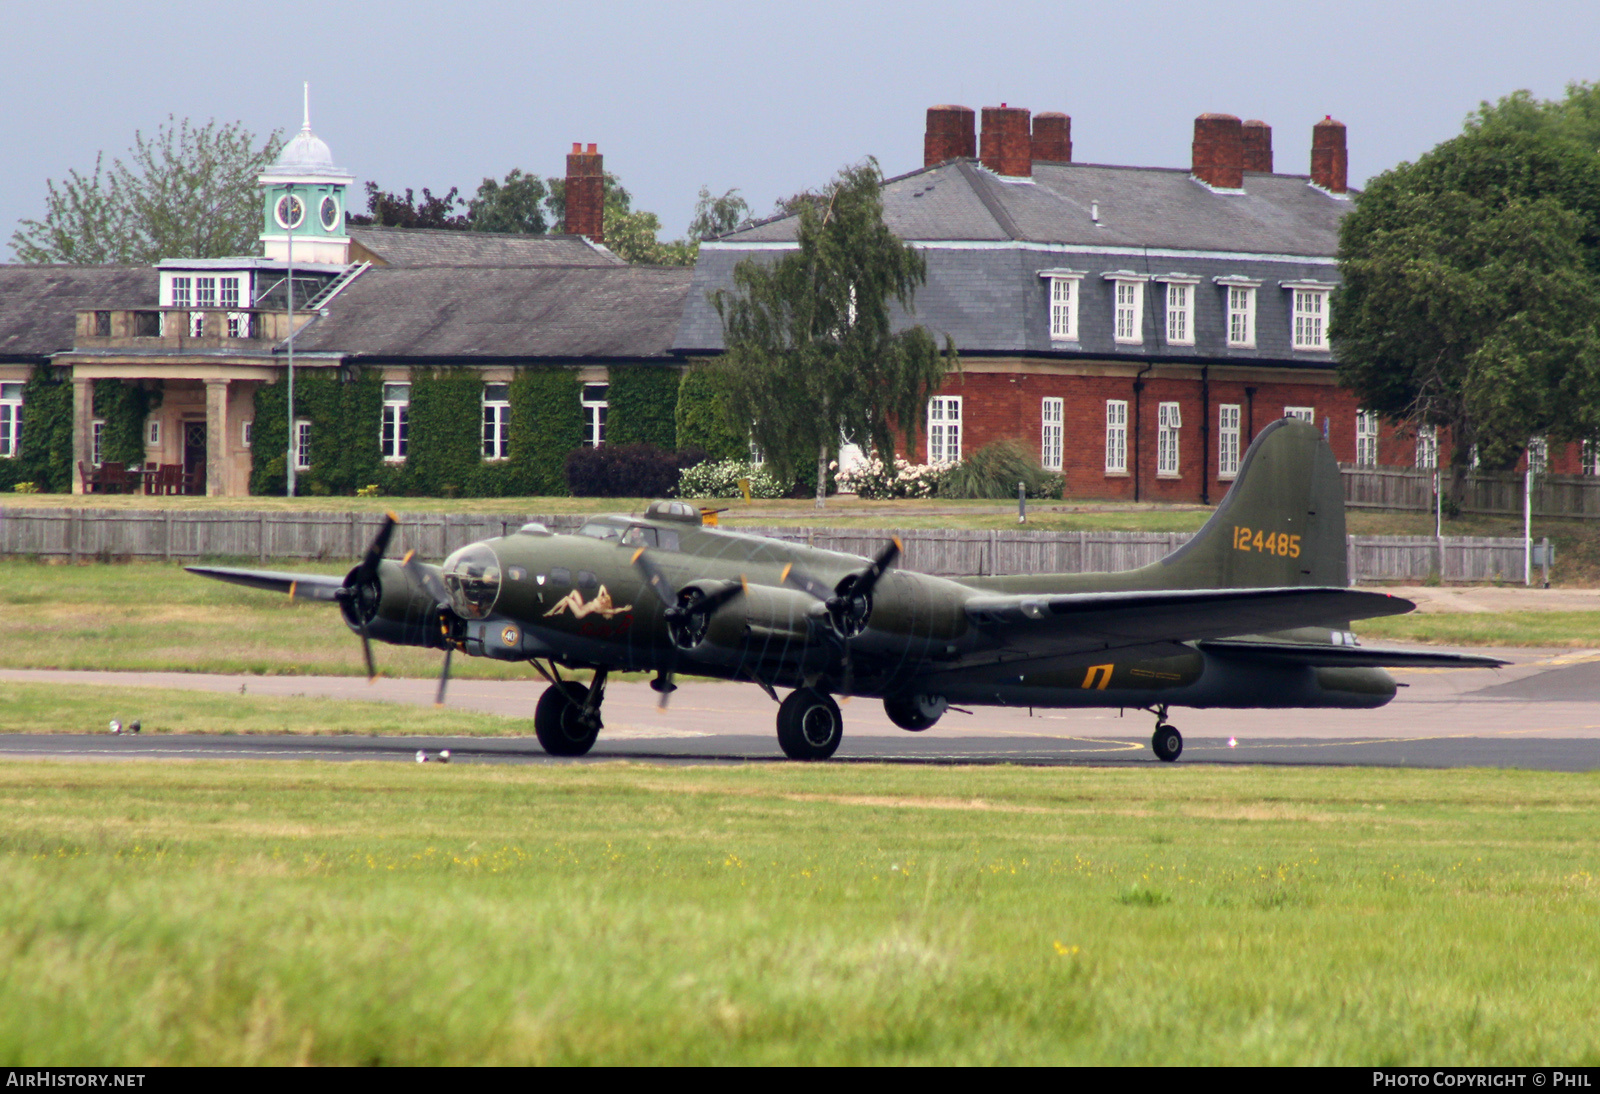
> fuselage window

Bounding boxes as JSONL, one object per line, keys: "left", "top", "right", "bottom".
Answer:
{"left": 578, "top": 522, "right": 622, "bottom": 541}
{"left": 549, "top": 567, "right": 571, "bottom": 587}
{"left": 577, "top": 570, "right": 599, "bottom": 591}
{"left": 658, "top": 529, "right": 680, "bottom": 552}
{"left": 620, "top": 526, "right": 660, "bottom": 548}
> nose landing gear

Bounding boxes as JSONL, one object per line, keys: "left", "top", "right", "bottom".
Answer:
{"left": 1149, "top": 705, "right": 1182, "bottom": 762}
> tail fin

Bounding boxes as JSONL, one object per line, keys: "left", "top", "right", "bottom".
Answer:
{"left": 1159, "top": 418, "right": 1347, "bottom": 589}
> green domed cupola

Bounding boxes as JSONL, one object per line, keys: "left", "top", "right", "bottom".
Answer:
{"left": 259, "top": 84, "right": 354, "bottom": 265}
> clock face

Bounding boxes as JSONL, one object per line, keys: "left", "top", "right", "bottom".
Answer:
{"left": 319, "top": 194, "right": 340, "bottom": 231}
{"left": 274, "top": 194, "right": 306, "bottom": 230}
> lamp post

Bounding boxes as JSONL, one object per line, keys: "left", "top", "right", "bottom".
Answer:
{"left": 285, "top": 183, "right": 296, "bottom": 498}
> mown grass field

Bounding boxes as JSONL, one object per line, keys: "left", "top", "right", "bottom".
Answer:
{"left": 1, "top": 760, "right": 1597, "bottom": 1065}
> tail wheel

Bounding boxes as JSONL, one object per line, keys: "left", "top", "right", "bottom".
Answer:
{"left": 1152, "top": 723, "right": 1183, "bottom": 763}
{"left": 535, "top": 682, "right": 599, "bottom": 757}
{"left": 777, "top": 688, "right": 843, "bottom": 760}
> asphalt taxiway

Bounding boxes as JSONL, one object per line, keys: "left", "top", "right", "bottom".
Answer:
{"left": 4, "top": 646, "right": 1600, "bottom": 770}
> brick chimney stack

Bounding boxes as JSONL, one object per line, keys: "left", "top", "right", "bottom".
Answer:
{"left": 565, "top": 142, "right": 604, "bottom": 242}
{"left": 924, "top": 105, "right": 976, "bottom": 167}
{"left": 1310, "top": 117, "right": 1348, "bottom": 193}
{"left": 980, "top": 104, "right": 1032, "bottom": 177}
{"left": 1031, "top": 112, "right": 1073, "bottom": 163}
{"left": 1191, "top": 114, "right": 1244, "bottom": 189}
{"left": 1242, "top": 120, "right": 1273, "bottom": 173}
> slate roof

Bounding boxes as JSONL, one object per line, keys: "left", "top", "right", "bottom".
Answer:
{"left": 293, "top": 265, "right": 692, "bottom": 360}
{"left": 676, "top": 158, "right": 1350, "bottom": 364}
{"left": 347, "top": 227, "right": 621, "bottom": 268}
{"left": 0, "top": 266, "right": 157, "bottom": 358}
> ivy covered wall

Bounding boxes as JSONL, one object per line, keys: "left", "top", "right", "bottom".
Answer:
{"left": 675, "top": 365, "right": 746, "bottom": 460}
{"left": 250, "top": 368, "right": 383, "bottom": 496}
{"left": 0, "top": 367, "right": 72, "bottom": 492}
{"left": 504, "top": 367, "right": 583, "bottom": 496}
{"left": 93, "top": 380, "right": 156, "bottom": 468}
{"left": 606, "top": 365, "right": 679, "bottom": 449}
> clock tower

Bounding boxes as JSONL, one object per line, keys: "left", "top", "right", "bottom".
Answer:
{"left": 259, "top": 85, "right": 354, "bottom": 265}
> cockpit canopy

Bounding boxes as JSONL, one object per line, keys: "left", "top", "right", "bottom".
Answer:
{"left": 644, "top": 499, "right": 702, "bottom": 524}
{"left": 442, "top": 543, "right": 501, "bottom": 620}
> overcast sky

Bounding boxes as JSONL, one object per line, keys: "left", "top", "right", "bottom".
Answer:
{"left": 6, "top": 0, "right": 1600, "bottom": 261}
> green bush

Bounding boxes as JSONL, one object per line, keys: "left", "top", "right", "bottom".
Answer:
{"left": 679, "top": 459, "right": 788, "bottom": 499}
{"left": 938, "top": 439, "right": 1064, "bottom": 500}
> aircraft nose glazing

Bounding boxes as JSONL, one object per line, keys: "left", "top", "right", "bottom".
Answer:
{"left": 442, "top": 544, "right": 503, "bottom": 620}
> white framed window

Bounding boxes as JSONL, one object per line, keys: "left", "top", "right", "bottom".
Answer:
{"left": 1584, "top": 441, "right": 1599, "bottom": 476}
{"left": 91, "top": 420, "right": 105, "bottom": 467}
{"left": 928, "top": 396, "right": 962, "bottom": 464}
{"left": 195, "top": 277, "right": 216, "bottom": 308}
{"left": 242, "top": 420, "right": 252, "bottom": 448}
{"left": 227, "top": 312, "right": 248, "bottom": 339}
{"left": 0, "top": 382, "right": 22, "bottom": 457}
{"left": 1041, "top": 397, "right": 1063, "bottom": 471}
{"left": 1105, "top": 399, "right": 1128, "bottom": 473}
{"left": 381, "top": 383, "right": 410, "bottom": 462}
{"left": 146, "top": 420, "right": 161, "bottom": 448}
{"left": 188, "top": 312, "right": 205, "bottom": 338}
{"left": 1356, "top": 410, "right": 1379, "bottom": 468}
{"left": 1111, "top": 278, "right": 1145, "bottom": 344}
{"left": 582, "top": 383, "right": 609, "bottom": 448}
{"left": 1040, "top": 271, "right": 1083, "bottom": 341}
{"left": 1213, "top": 279, "right": 1262, "bottom": 348}
{"left": 482, "top": 383, "right": 510, "bottom": 460}
{"left": 219, "top": 276, "right": 240, "bottom": 309}
{"left": 1218, "top": 404, "right": 1241, "bottom": 479}
{"left": 1416, "top": 425, "right": 1438, "bottom": 470}
{"left": 1528, "top": 436, "right": 1547, "bottom": 475}
{"left": 1290, "top": 287, "right": 1331, "bottom": 350}
{"left": 295, "top": 419, "right": 311, "bottom": 471}
{"left": 1157, "top": 402, "right": 1182, "bottom": 477}
{"left": 1285, "top": 406, "right": 1315, "bottom": 424}
{"left": 1162, "top": 281, "right": 1196, "bottom": 346}
{"left": 170, "top": 277, "right": 192, "bottom": 308}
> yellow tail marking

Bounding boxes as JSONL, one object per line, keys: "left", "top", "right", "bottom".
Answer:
{"left": 1081, "top": 664, "right": 1114, "bottom": 690}
{"left": 288, "top": 581, "right": 296, "bottom": 599}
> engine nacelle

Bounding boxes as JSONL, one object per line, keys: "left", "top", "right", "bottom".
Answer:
{"left": 693, "top": 583, "right": 823, "bottom": 664}
{"left": 340, "top": 558, "right": 451, "bottom": 649}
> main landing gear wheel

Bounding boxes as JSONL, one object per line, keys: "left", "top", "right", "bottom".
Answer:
{"left": 1152, "top": 723, "right": 1183, "bottom": 763}
{"left": 535, "top": 682, "right": 600, "bottom": 757}
{"left": 777, "top": 688, "right": 843, "bottom": 760}
{"left": 883, "top": 693, "right": 947, "bottom": 732}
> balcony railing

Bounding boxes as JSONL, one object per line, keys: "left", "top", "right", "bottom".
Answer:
{"left": 73, "top": 308, "right": 309, "bottom": 350}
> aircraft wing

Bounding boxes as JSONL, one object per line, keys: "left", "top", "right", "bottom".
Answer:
{"left": 962, "top": 586, "right": 1412, "bottom": 656}
{"left": 1197, "top": 638, "right": 1508, "bottom": 669}
{"left": 186, "top": 565, "right": 346, "bottom": 602}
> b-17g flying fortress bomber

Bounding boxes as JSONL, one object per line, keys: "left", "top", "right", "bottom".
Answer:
{"left": 191, "top": 419, "right": 1503, "bottom": 761}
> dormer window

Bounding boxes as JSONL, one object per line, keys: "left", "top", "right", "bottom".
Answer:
{"left": 1155, "top": 275, "right": 1199, "bottom": 347}
{"left": 1038, "top": 269, "right": 1084, "bottom": 341}
{"left": 1215, "top": 276, "right": 1261, "bottom": 348}
{"left": 1103, "top": 273, "right": 1148, "bottom": 345}
{"left": 1282, "top": 280, "right": 1336, "bottom": 350}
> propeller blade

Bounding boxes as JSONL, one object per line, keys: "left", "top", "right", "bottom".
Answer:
{"left": 434, "top": 646, "right": 452, "bottom": 707}
{"left": 689, "top": 579, "right": 745, "bottom": 617}
{"left": 359, "top": 620, "right": 377, "bottom": 683}
{"left": 654, "top": 670, "right": 675, "bottom": 710}
{"left": 357, "top": 512, "right": 399, "bottom": 583}
{"left": 846, "top": 537, "right": 902, "bottom": 599}
{"left": 780, "top": 562, "right": 834, "bottom": 602}
{"left": 631, "top": 548, "right": 679, "bottom": 609}
{"left": 402, "top": 549, "right": 452, "bottom": 608}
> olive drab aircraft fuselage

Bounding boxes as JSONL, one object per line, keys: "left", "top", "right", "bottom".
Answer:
{"left": 190, "top": 419, "right": 1504, "bottom": 761}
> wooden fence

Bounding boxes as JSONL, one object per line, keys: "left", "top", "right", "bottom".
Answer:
{"left": 0, "top": 507, "right": 1531, "bottom": 583}
{"left": 1343, "top": 465, "right": 1600, "bottom": 520}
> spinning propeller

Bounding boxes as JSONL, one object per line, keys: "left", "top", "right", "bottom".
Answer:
{"left": 631, "top": 547, "right": 746, "bottom": 707}
{"left": 780, "top": 536, "right": 902, "bottom": 690}
{"left": 401, "top": 549, "right": 457, "bottom": 706}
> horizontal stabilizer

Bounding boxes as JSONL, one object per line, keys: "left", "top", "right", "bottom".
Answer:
{"left": 1199, "top": 639, "right": 1508, "bottom": 670}
{"left": 186, "top": 565, "right": 345, "bottom": 602}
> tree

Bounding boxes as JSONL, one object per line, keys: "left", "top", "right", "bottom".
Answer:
{"left": 466, "top": 169, "right": 549, "bottom": 234}
{"left": 347, "top": 182, "right": 468, "bottom": 230}
{"left": 712, "top": 159, "right": 956, "bottom": 506}
{"left": 1333, "top": 88, "right": 1600, "bottom": 471}
{"left": 688, "top": 186, "right": 751, "bottom": 241}
{"left": 545, "top": 174, "right": 741, "bottom": 265}
{"left": 11, "top": 117, "right": 283, "bottom": 264}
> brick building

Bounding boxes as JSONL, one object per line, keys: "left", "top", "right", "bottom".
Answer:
{"left": 680, "top": 104, "right": 1427, "bottom": 502}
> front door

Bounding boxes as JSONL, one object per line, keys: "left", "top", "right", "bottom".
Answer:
{"left": 183, "top": 421, "right": 207, "bottom": 495}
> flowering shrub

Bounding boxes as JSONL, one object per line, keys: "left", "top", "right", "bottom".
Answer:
{"left": 678, "top": 459, "right": 789, "bottom": 499}
{"left": 834, "top": 456, "right": 944, "bottom": 499}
